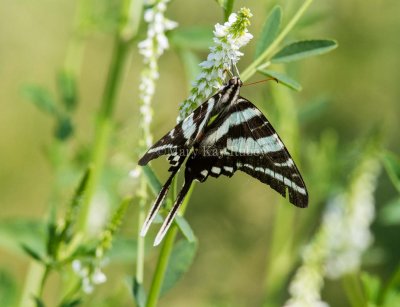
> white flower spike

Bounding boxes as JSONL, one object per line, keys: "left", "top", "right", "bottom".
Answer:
{"left": 179, "top": 7, "right": 253, "bottom": 120}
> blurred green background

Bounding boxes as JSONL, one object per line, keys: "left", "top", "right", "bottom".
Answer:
{"left": 1, "top": 0, "right": 400, "bottom": 306}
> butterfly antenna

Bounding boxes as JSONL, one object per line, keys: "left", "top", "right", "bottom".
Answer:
{"left": 242, "top": 77, "right": 279, "bottom": 87}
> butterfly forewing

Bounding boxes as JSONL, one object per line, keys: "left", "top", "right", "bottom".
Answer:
{"left": 138, "top": 92, "right": 221, "bottom": 166}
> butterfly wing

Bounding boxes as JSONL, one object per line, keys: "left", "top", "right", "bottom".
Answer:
{"left": 138, "top": 93, "right": 220, "bottom": 166}
{"left": 194, "top": 96, "right": 308, "bottom": 208}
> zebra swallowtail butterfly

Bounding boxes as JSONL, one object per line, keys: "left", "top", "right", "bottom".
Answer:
{"left": 139, "top": 76, "right": 308, "bottom": 246}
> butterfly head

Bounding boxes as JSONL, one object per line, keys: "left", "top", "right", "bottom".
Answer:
{"left": 228, "top": 76, "right": 243, "bottom": 87}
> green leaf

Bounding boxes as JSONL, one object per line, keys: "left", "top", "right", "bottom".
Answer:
{"left": 223, "top": 0, "right": 235, "bottom": 21}
{"left": 54, "top": 116, "right": 73, "bottom": 141}
{"left": 258, "top": 69, "right": 302, "bottom": 91}
{"left": 175, "top": 216, "right": 196, "bottom": 243}
{"left": 0, "top": 219, "right": 46, "bottom": 256}
{"left": 382, "top": 151, "right": 400, "bottom": 193}
{"left": 380, "top": 198, "right": 400, "bottom": 225}
{"left": 33, "top": 296, "right": 45, "bottom": 307}
{"left": 169, "top": 26, "right": 214, "bottom": 50}
{"left": 255, "top": 6, "right": 281, "bottom": 59}
{"left": 60, "top": 167, "right": 92, "bottom": 243}
{"left": 106, "top": 237, "right": 137, "bottom": 262}
{"left": 59, "top": 299, "right": 81, "bottom": 307}
{"left": 0, "top": 270, "right": 17, "bottom": 307}
{"left": 161, "top": 240, "right": 198, "bottom": 295}
{"left": 271, "top": 39, "right": 338, "bottom": 63}
{"left": 142, "top": 165, "right": 162, "bottom": 196}
{"left": 383, "top": 290, "right": 400, "bottom": 307}
{"left": 215, "top": 0, "right": 235, "bottom": 21}
{"left": 21, "top": 244, "right": 45, "bottom": 263}
{"left": 22, "top": 85, "right": 58, "bottom": 116}
{"left": 360, "top": 272, "right": 381, "bottom": 304}
{"left": 132, "top": 278, "right": 147, "bottom": 307}
{"left": 57, "top": 70, "right": 78, "bottom": 111}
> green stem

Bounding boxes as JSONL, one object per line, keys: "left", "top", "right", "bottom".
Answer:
{"left": 136, "top": 178, "right": 147, "bottom": 284}
{"left": 19, "top": 262, "right": 46, "bottom": 307}
{"left": 342, "top": 273, "right": 367, "bottom": 307}
{"left": 146, "top": 183, "right": 195, "bottom": 307}
{"left": 241, "top": 0, "right": 314, "bottom": 81}
{"left": 77, "top": 36, "right": 132, "bottom": 232}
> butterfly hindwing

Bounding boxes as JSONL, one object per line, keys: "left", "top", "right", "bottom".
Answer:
{"left": 194, "top": 96, "right": 308, "bottom": 208}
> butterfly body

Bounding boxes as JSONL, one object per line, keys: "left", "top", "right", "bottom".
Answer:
{"left": 139, "top": 76, "right": 308, "bottom": 245}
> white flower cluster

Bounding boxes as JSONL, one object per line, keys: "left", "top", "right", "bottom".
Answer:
{"left": 179, "top": 7, "right": 253, "bottom": 120}
{"left": 324, "top": 158, "right": 380, "bottom": 278}
{"left": 285, "top": 155, "right": 380, "bottom": 306}
{"left": 72, "top": 260, "right": 107, "bottom": 294}
{"left": 285, "top": 232, "right": 329, "bottom": 307}
{"left": 138, "top": 0, "right": 177, "bottom": 148}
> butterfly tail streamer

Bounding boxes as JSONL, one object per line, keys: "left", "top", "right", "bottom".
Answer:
{"left": 140, "top": 165, "right": 182, "bottom": 237}
{"left": 153, "top": 178, "right": 193, "bottom": 246}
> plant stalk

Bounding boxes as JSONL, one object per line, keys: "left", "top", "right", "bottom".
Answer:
{"left": 241, "top": 0, "right": 313, "bottom": 81}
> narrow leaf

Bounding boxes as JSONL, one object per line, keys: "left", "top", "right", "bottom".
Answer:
{"left": 175, "top": 216, "right": 196, "bottom": 243}
{"left": 106, "top": 237, "right": 137, "bottom": 262}
{"left": 382, "top": 151, "right": 400, "bottom": 193}
{"left": 57, "top": 70, "right": 77, "bottom": 111}
{"left": 169, "top": 26, "right": 214, "bottom": 50}
{"left": 258, "top": 69, "right": 302, "bottom": 91}
{"left": 223, "top": 0, "right": 235, "bottom": 21}
{"left": 132, "top": 278, "right": 147, "bottom": 307}
{"left": 255, "top": 6, "right": 281, "bottom": 59}
{"left": 271, "top": 39, "right": 338, "bottom": 63}
{"left": 142, "top": 165, "right": 162, "bottom": 196}
{"left": 21, "top": 244, "right": 45, "bottom": 263}
{"left": 59, "top": 299, "right": 81, "bottom": 307}
{"left": 54, "top": 116, "right": 74, "bottom": 141}
{"left": 161, "top": 240, "right": 198, "bottom": 295}
{"left": 60, "top": 167, "right": 92, "bottom": 243}
{"left": 360, "top": 272, "right": 381, "bottom": 304}
{"left": 33, "top": 297, "right": 45, "bottom": 307}
{"left": 0, "top": 219, "right": 45, "bottom": 256}
{"left": 380, "top": 198, "right": 400, "bottom": 225}
{"left": 22, "top": 85, "right": 58, "bottom": 116}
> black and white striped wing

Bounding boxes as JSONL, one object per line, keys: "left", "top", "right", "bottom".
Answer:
{"left": 138, "top": 94, "right": 219, "bottom": 166}
{"left": 196, "top": 97, "right": 308, "bottom": 208}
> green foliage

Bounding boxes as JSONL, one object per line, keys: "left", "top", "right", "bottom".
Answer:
{"left": 361, "top": 272, "right": 381, "bottom": 304}
{"left": 6, "top": 1, "right": 399, "bottom": 307}
{"left": 161, "top": 240, "right": 198, "bottom": 295}
{"left": 0, "top": 219, "right": 45, "bottom": 256}
{"left": 258, "top": 69, "right": 302, "bottom": 91}
{"left": 380, "top": 198, "right": 400, "bottom": 225}
{"left": 215, "top": 0, "right": 235, "bottom": 21}
{"left": 382, "top": 151, "right": 400, "bottom": 193}
{"left": 142, "top": 165, "right": 162, "bottom": 196}
{"left": 175, "top": 216, "right": 196, "bottom": 243}
{"left": 0, "top": 270, "right": 18, "bottom": 307}
{"left": 133, "top": 277, "right": 147, "bottom": 307}
{"left": 255, "top": 5, "right": 281, "bottom": 59}
{"left": 271, "top": 39, "right": 338, "bottom": 63}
